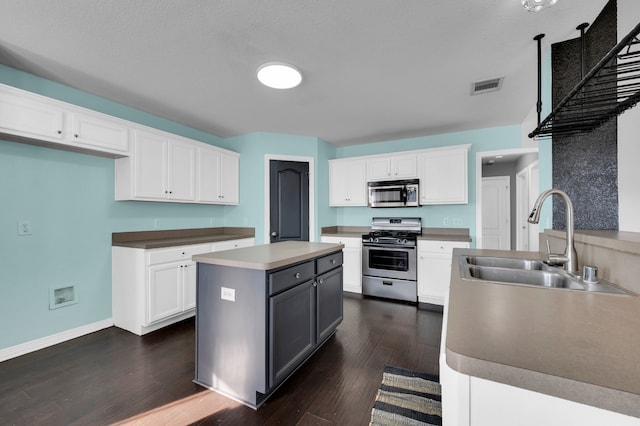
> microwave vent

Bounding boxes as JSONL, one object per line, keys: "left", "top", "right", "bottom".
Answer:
{"left": 471, "top": 77, "right": 503, "bottom": 95}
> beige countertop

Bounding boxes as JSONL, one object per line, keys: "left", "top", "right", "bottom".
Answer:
{"left": 112, "top": 227, "right": 255, "bottom": 249}
{"left": 321, "top": 225, "right": 472, "bottom": 242}
{"left": 446, "top": 248, "right": 640, "bottom": 418}
{"left": 193, "top": 241, "right": 344, "bottom": 270}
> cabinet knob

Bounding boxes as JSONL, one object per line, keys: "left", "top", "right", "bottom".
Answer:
{"left": 319, "top": 278, "right": 324, "bottom": 285}
{"left": 313, "top": 282, "right": 317, "bottom": 287}
{"left": 331, "top": 259, "right": 336, "bottom": 264}
{"left": 57, "top": 130, "right": 62, "bottom": 135}
{"left": 295, "top": 272, "right": 301, "bottom": 279}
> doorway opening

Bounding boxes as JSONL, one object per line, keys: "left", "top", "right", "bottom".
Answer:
{"left": 264, "top": 155, "right": 315, "bottom": 244}
{"left": 476, "top": 148, "right": 539, "bottom": 251}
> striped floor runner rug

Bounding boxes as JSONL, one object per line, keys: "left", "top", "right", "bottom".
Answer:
{"left": 370, "top": 365, "right": 442, "bottom": 426}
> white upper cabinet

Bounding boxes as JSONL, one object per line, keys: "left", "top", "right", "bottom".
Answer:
{"left": 198, "top": 146, "right": 239, "bottom": 205}
{"left": 0, "top": 85, "right": 64, "bottom": 142}
{"left": 329, "top": 158, "right": 367, "bottom": 206}
{"left": 116, "top": 129, "right": 239, "bottom": 205}
{"left": 69, "top": 110, "right": 129, "bottom": 155}
{"left": 367, "top": 153, "right": 417, "bottom": 181}
{"left": 418, "top": 145, "right": 469, "bottom": 205}
{"left": 0, "top": 84, "right": 130, "bottom": 157}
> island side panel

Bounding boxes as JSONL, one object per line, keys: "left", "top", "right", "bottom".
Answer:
{"left": 195, "top": 263, "right": 267, "bottom": 407}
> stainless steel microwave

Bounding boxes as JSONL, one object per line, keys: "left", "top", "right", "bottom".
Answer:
{"left": 368, "top": 179, "right": 420, "bottom": 208}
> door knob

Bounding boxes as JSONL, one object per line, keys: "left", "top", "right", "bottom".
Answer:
{"left": 271, "top": 231, "right": 277, "bottom": 237}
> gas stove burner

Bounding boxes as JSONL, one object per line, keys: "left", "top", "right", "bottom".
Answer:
{"left": 363, "top": 217, "right": 422, "bottom": 246}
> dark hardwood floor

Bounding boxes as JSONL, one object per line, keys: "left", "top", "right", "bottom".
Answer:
{"left": 1, "top": 295, "right": 442, "bottom": 425}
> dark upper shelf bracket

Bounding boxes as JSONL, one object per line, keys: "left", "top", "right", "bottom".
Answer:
{"left": 529, "top": 21, "right": 640, "bottom": 139}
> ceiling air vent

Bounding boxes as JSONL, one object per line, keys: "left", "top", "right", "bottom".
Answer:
{"left": 471, "top": 77, "right": 503, "bottom": 95}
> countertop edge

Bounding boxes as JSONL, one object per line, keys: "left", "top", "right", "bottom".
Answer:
{"left": 112, "top": 227, "right": 255, "bottom": 249}
{"left": 193, "top": 242, "right": 344, "bottom": 270}
{"left": 445, "top": 348, "right": 640, "bottom": 418}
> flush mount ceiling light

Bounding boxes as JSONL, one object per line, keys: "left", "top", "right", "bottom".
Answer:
{"left": 521, "top": 0, "right": 558, "bottom": 12}
{"left": 257, "top": 62, "right": 303, "bottom": 89}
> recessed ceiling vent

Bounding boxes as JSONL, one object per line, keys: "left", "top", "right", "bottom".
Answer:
{"left": 471, "top": 77, "right": 503, "bottom": 95}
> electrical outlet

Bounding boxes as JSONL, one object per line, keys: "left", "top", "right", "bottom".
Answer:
{"left": 18, "top": 220, "right": 32, "bottom": 236}
{"left": 153, "top": 218, "right": 161, "bottom": 228}
{"left": 453, "top": 218, "right": 462, "bottom": 226}
{"left": 442, "top": 218, "right": 449, "bottom": 226}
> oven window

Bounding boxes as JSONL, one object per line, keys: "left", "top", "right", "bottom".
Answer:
{"left": 368, "top": 249, "right": 408, "bottom": 272}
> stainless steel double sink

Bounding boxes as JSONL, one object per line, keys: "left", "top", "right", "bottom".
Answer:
{"left": 459, "top": 255, "right": 632, "bottom": 295}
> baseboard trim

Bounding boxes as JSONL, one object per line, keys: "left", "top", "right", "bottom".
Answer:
{"left": 0, "top": 318, "right": 114, "bottom": 362}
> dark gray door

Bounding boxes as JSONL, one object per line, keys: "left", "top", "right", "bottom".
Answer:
{"left": 269, "top": 160, "right": 309, "bottom": 243}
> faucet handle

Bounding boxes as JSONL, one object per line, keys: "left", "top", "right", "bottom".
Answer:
{"left": 545, "top": 240, "right": 568, "bottom": 266}
{"left": 546, "top": 240, "right": 551, "bottom": 256}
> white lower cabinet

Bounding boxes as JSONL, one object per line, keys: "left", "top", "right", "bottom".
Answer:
{"left": 112, "top": 238, "right": 254, "bottom": 335}
{"left": 418, "top": 240, "right": 469, "bottom": 305}
{"left": 320, "top": 236, "right": 362, "bottom": 294}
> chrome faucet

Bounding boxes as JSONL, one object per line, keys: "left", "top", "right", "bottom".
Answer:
{"left": 527, "top": 189, "right": 578, "bottom": 274}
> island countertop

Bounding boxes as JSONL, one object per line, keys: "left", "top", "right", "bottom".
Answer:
{"left": 192, "top": 241, "right": 345, "bottom": 270}
{"left": 446, "top": 248, "right": 640, "bottom": 418}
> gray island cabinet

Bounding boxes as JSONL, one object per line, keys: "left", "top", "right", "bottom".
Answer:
{"left": 192, "top": 241, "right": 344, "bottom": 409}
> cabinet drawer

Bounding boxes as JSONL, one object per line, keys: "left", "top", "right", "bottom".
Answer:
{"left": 147, "top": 243, "right": 211, "bottom": 265}
{"left": 316, "top": 251, "right": 343, "bottom": 275}
{"left": 418, "top": 240, "right": 468, "bottom": 254}
{"left": 269, "top": 260, "right": 315, "bottom": 296}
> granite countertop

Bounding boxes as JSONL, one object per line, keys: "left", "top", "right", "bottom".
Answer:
{"left": 321, "top": 225, "right": 472, "bottom": 242}
{"left": 112, "top": 227, "right": 255, "bottom": 249}
{"left": 446, "top": 248, "right": 640, "bottom": 418}
{"left": 193, "top": 241, "right": 345, "bottom": 270}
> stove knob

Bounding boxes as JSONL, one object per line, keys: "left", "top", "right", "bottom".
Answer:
{"left": 369, "top": 237, "right": 374, "bottom": 243}
{"left": 403, "top": 239, "right": 408, "bottom": 244}
{"left": 374, "top": 237, "right": 379, "bottom": 243}
{"left": 396, "top": 238, "right": 402, "bottom": 244}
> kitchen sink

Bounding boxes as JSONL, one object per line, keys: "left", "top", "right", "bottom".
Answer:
{"left": 464, "top": 256, "right": 546, "bottom": 271}
{"left": 459, "top": 256, "right": 632, "bottom": 295}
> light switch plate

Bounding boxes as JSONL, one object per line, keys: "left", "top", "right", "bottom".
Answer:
{"left": 221, "top": 287, "right": 235, "bottom": 302}
{"left": 18, "top": 220, "right": 32, "bottom": 236}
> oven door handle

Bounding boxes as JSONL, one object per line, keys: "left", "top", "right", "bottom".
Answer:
{"left": 382, "top": 281, "right": 393, "bottom": 286}
{"left": 362, "top": 244, "right": 416, "bottom": 250}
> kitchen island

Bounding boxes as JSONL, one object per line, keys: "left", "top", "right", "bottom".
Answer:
{"left": 192, "top": 241, "right": 344, "bottom": 409}
{"left": 442, "top": 247, "right": 640, "bottom": 425}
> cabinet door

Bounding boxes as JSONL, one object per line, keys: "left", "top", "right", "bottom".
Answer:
{"left": 269, "top": 280, "right": 316, "bottom": 387}
{"left": 393, "top": 154, "right": 418, "bottom": 179}
{"left": 147, "top": 262, "right": 183, "bottom": 324}
{"left": 316, "top": 267, "right": 343, "bottom": 343}
{"left": 218, "top": 152, "right": 239, "bottom": 204}
{"left": 69, "top": 111, "right": 129, "bottom": 155}
{"left": 182, "top": 261, "right": 197, "bottom": 311}
{"left": 198, "top": 147, "right": 221, "bottom": 203}
{"left": 133, "top": 130, "right": 167, "bottom": 199}
{"left": 167, "top": 139, "right": 196, "bottom": 201}
{"left": 0, "top": 88, "right": 64, "bottom": 141}
{"left": 367, "top": 157, "right": 391, "bottom": 180}
{"left": 330, "top": 158, "right": 367, "bottom": 205}
{"left": 419, "top": 148, "right": 468, "bottom": 204}
{"left": 418, "top": 252, "right": 451, "bottom": 305}
{"left": 342, "top": 246, "right": 362, "bottom": 294}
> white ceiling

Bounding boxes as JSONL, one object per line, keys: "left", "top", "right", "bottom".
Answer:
{"left": 0, "top": 0, "right": 609, "bottom": 146}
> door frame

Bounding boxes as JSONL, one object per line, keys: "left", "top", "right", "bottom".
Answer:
{"left": 475, "top": 148, "right": 537, "bottom": 249}
{"left": 264, "top": 154, "right": 315, "bottom": 244}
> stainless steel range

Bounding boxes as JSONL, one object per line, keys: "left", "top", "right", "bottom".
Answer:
{"left": 361, "top": 217, "right": 421, "bottom": 302}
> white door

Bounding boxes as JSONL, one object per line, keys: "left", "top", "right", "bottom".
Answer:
{"left": 515, "top": 161, "right": 540, "bottom": 251}
{"left": 482, "top": 176, "right": 510, "bottom": 249}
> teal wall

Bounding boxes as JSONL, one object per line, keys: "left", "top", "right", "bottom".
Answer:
{"left": 0, "top": 66, "right": 231, "bottom": 349}
{"left": 223, "top": 132, "right": 336, "bottom": 244}
{"left": 0, "top": 61, "right": 552, "bottom": 351}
